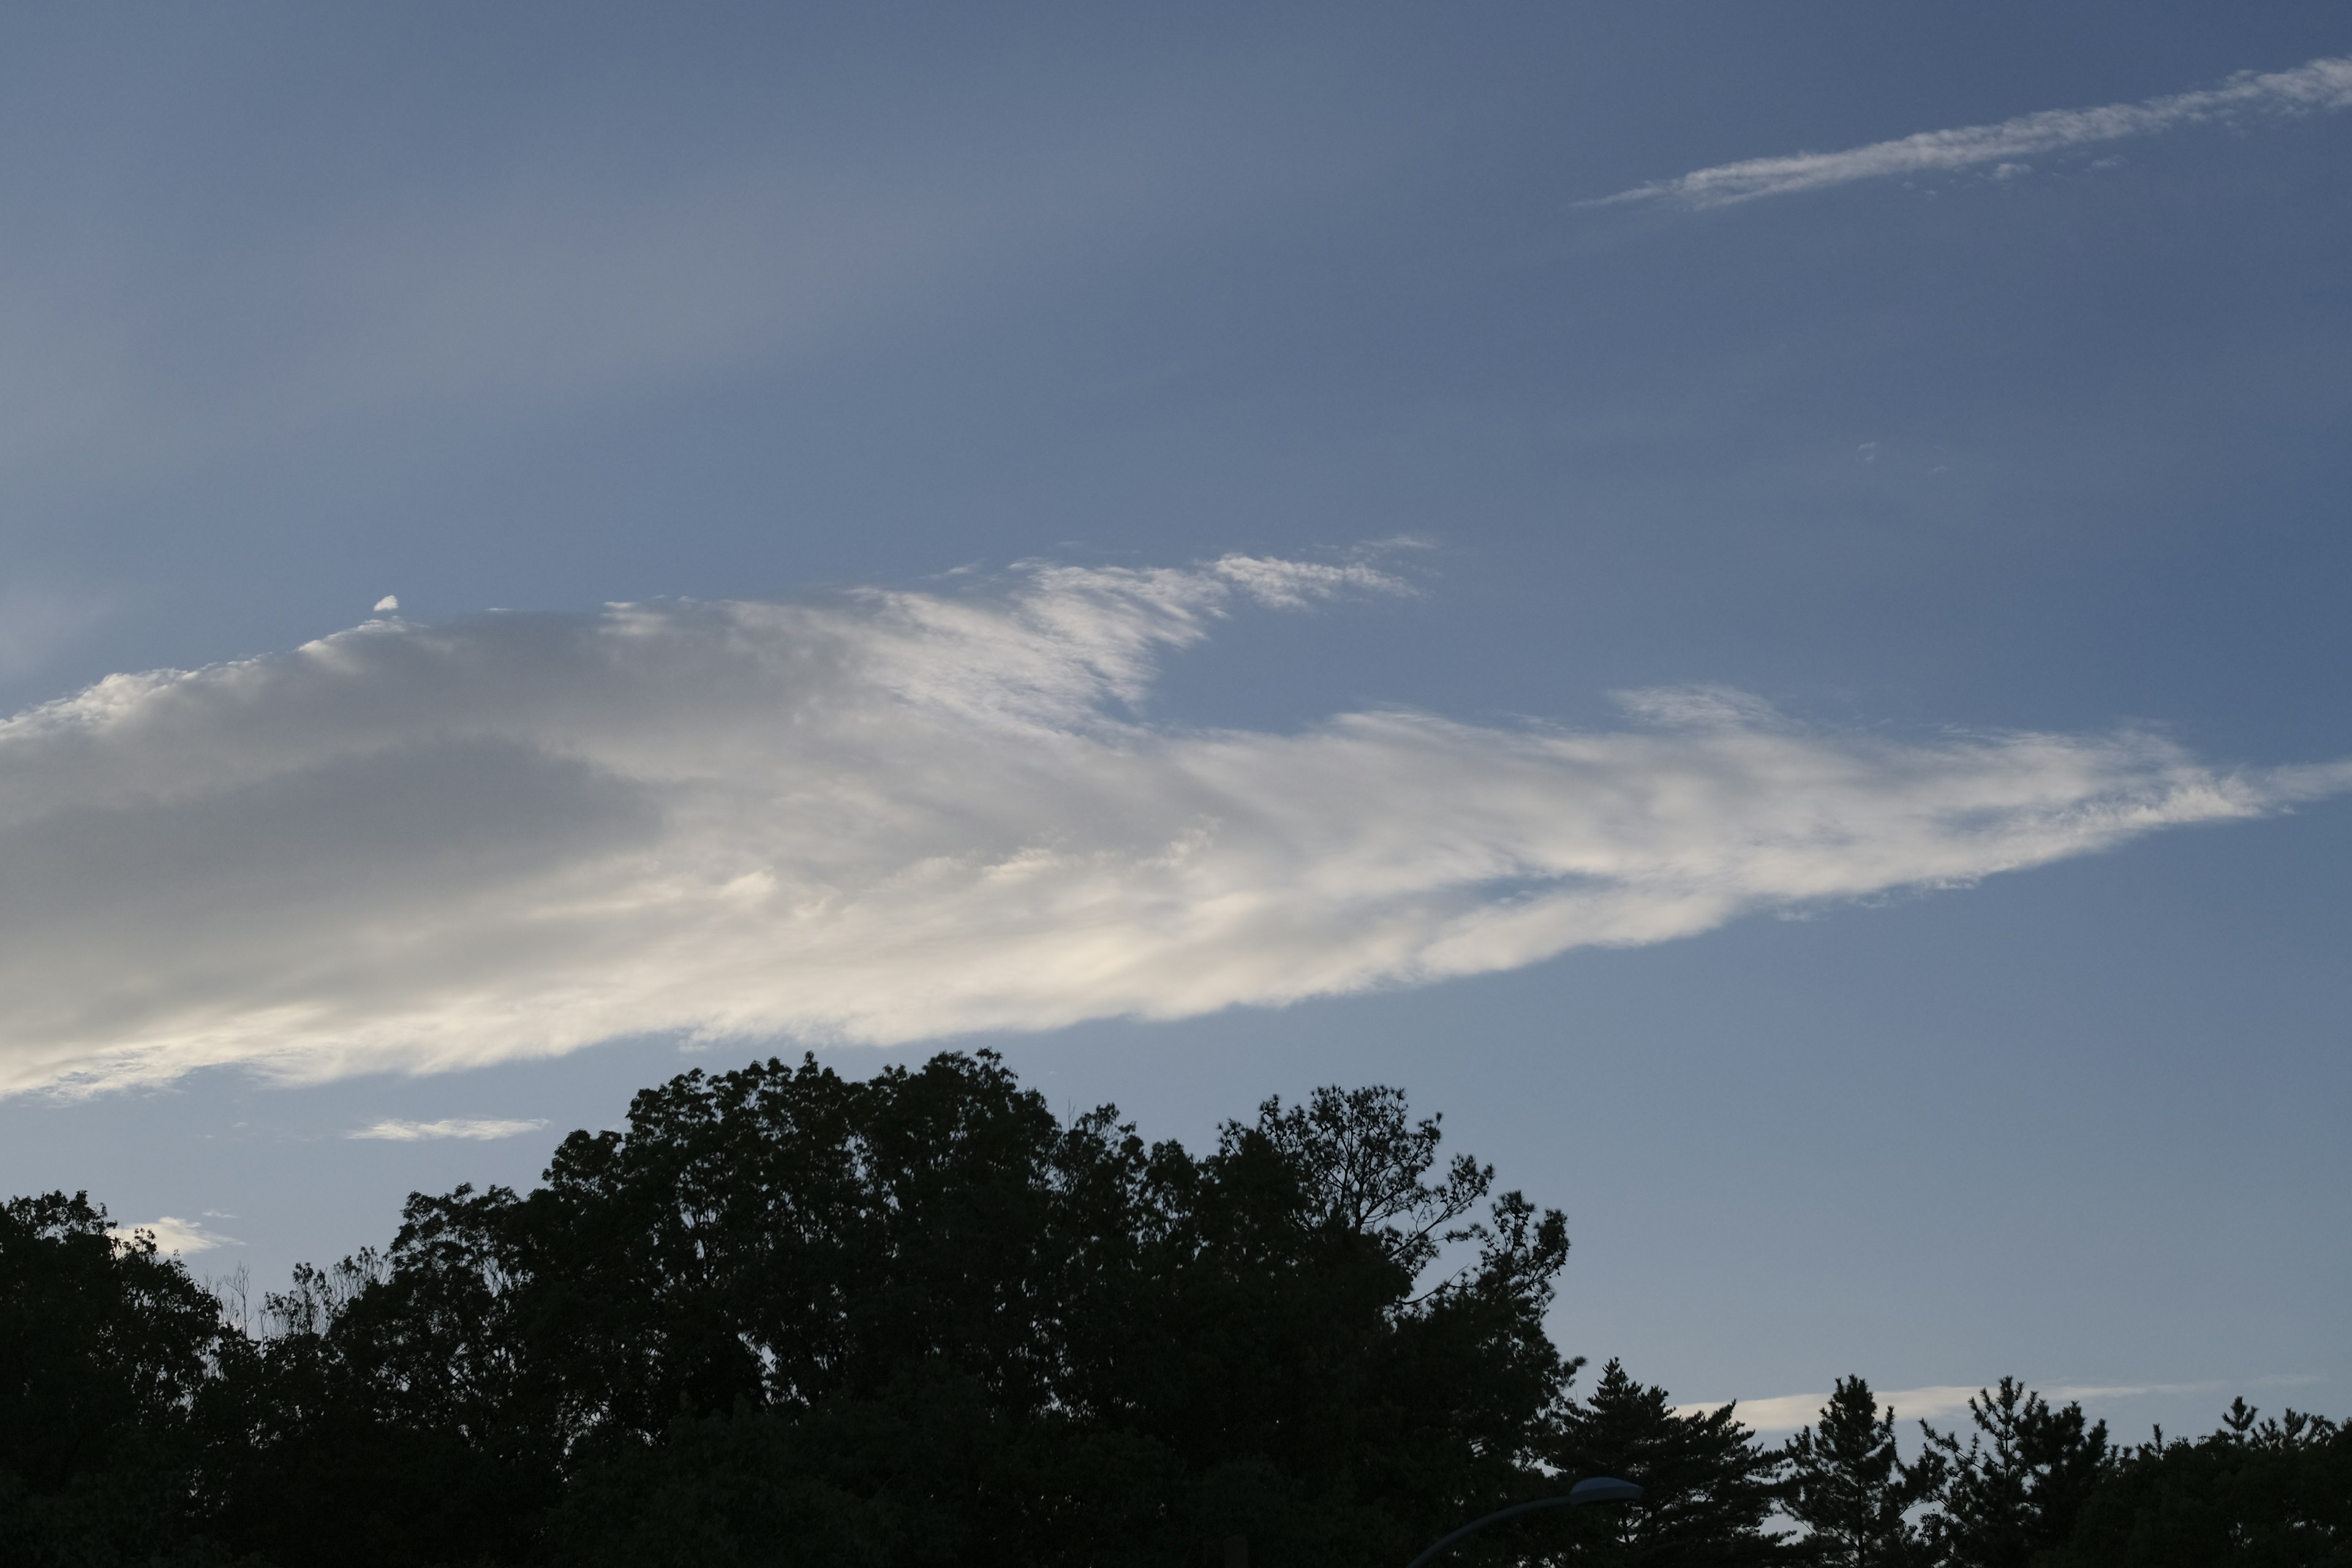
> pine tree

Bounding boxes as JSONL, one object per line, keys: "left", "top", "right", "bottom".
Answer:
{"left": 2052, "top": 1399, "right": 2351, "bottom": 1566}
{"left": 1550, "top": 1357, "right": 1792, "bottom": 1566}
{"left": 1781, "top": 1376, "right": 1946, "bottom": 1567}
{"left": 1919, "top": 1378, "right": 2109, "bottom": 1568}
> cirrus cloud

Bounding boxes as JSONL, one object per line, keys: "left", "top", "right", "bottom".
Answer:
{"left": 1600, "top": 52, "right": 2352, "bottom": 208}
{"left": 1, "top": 552, "right": 2343, "bottom": 1095}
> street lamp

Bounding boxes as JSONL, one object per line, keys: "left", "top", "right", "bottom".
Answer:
{"left": 1403, "top": 1477, "right": 1644, "bottom": 1568}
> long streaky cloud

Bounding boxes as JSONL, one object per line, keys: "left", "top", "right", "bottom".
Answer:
{"left": 347, "top": 1118, "right": 549, "bottom": 1142}
{"left": 1602, "top": 53, "right": 2352, "bottom": 207}
{"left": 1, "top": 553, "right": 2343, "bottom": 1095}
{"left": 1678, "top": 1377, "right": 2316, "bottom": 1434}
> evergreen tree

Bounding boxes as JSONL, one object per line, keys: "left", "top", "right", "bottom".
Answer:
{"left": 1781, "top": 1376, "right": 1947, "bottom": 1567}
{"left": 1919, "top": 1378, "right": 2109, "bottom": 1568}
{"left": 2050, "top": 1400, "right": 2352, "bottom": 1566}
{"left": 1550, "top": 1357, "right": 1792, "bottom": 1566}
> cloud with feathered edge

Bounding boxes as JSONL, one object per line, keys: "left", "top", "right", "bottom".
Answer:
{"left": 1, "top": 551, "right": 2346, "bottom": 1095}
{"left": 1599, "top": 52, "right": 2352, "bottom": 208}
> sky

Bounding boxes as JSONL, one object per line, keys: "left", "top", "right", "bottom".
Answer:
{"left": 2, "top": 2, "right": 2348, "bottom": 1443}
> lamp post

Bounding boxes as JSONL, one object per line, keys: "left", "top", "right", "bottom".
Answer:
{"left": 1402, "top": 1476, "right": 1643, "bottom": 1568}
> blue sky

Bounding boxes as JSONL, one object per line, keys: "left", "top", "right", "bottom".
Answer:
{"left": 2, "top": 3, "right": 2348, "bottom": 1440}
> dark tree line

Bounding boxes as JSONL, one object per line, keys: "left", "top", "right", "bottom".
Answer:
{"left": 4, "top": 1050, "right": 2345, "bottom": 1566}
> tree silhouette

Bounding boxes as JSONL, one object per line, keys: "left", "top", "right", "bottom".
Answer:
{"left": 0, "top": 1191, "right": 232, "bottom": 1565}
{"left": 1781, "top": 1376, "right": 1946, "bottom": 1566}
{"left": 210, "top": 1052, "right": 1578, "bottom": 1566}
{"left": 2050, "top": 1400, "right": 2351, "bottom": 1566}
{"left": 1549, "top": 1357, "right": 1791, "bottom": 1565}
{"left": 1919, "top": 1378, "right": 2108, "bottom": 1568}
{"left": 3, "top": 1055, "right": 2343, "bottom": 1566}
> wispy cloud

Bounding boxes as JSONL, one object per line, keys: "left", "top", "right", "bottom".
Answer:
{"left": 348, "top": 1117, "right": 549, "bottom": 1142}
{"left": 1602, "top": 53, "right": 2352, "bottom": 208}
{"left": 0, "top": 552, "right": 2343, "bottom": 1095}
{"left": 0, "top": 56, "right": 1389, "bottom": 489}
{"left": 1678, "top": 1378, "right": 2321, "bottom": 1433}
{"left": 110, "top": 1215, "right": 241, "bottom": 1256}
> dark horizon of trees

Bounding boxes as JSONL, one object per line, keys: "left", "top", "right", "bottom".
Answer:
{"left": 4, "top": 1049, "right": 2345, "bottom": 1566}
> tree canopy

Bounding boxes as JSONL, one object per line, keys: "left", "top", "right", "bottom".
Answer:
{"left": 2, "top": 1050, "right": 2341, "bottom": 1567}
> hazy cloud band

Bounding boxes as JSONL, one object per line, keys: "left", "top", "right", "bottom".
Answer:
{"left": 2, "top": 555, "right": 2342, "bottom": 1094}
{"left": 347, "top": 1118, "right": 549, "bottom": 1142}
{"left": 1602, "top": 53, "right": 2352, "bottom": 207}
{"left": 1679, "top": 1377, "right": 2320, "bottom": 1434}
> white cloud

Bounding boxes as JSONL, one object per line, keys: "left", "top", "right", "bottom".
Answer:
{"left": 1602, "top": 53, "right": 2352, "bottom": 208}
{"left": 1677, "top": 1378, "right": 2295, "bottom": 1433}
{"left": 0, "top": 552, "right": 2343, "bottom": 1095}
{"left": 348, "top": 1117, "right": 548, "bottom": 1142}
{"left": 110, "top": 1215, "right": 241, "bottom": 1256}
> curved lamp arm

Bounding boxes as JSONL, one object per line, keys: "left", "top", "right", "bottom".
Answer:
{"left": 1401, "top": 1478, "right": 1643, "bottom": 1568}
